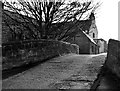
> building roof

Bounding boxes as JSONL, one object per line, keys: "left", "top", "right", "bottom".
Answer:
{"left": 82, "top": 31, "right": 97, "bottom": 45}
{"left": 51, "top": 18, "right": 92, "bottom": 34}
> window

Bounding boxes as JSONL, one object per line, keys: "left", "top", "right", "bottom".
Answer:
{"left": 93, "top": 33, "right": 95, "bottom": 38}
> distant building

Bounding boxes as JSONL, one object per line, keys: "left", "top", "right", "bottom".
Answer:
{"left": 51, "top": 13, "right": 99, "bottom": 54}
{"left": 94, "top": 38, "right": 107, "bottom": 53}
{"left": 88, "top": 13, "right": 98, "bottom": 39}
{"left": 65, "top": 30, "right": 99, "bottom": 54}
{"left": 64, "top": 13, "right": 107, "bottom": 54}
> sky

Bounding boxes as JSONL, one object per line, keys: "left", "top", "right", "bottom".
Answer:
{"left": 95, "top": 0, "right": 119, "bottom": 42}
{"left": 3, "top": 0, "right": 119, "bottom": 42}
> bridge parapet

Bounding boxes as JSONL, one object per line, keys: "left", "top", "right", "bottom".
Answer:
{"left": 2, "top": 39, "right": 79, "bottom": 70}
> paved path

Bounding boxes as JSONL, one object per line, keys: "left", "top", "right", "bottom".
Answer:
{"left": 2, "top": 53, "right": 107, "bottom": 89}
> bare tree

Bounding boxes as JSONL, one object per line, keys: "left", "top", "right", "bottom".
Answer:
{"left": 2, "top": 0, "right": 101, "bottom": 41}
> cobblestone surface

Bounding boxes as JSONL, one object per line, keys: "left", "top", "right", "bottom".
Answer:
{"left": 2, "top": 53, "right": 107, "bottom": 89}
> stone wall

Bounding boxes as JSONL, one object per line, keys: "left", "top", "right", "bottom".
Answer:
{"left": 105, "top": 39, "right": 120, "bottom": 77}
{"left": 2, "top": 39, "right": 79, "bottom": 70}
{"left": 0, "top": 1, "right": 2, "bottom": 45}
{"left": 90, "top": 39, "right": 120, "bottom": 90}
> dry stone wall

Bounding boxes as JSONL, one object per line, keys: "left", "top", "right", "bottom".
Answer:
{"left": 105, "top": 39, "right": 120, "bottom": 77}
{"left": 90, "top": 39, "right": 120, "bottom": 90}
{"left": 2, "top": 39, "right": 79, "bottom": 70}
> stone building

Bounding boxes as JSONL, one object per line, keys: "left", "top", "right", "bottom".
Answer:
{"left": 65, "top": 30, "right": 99, "bottom": 54}
{"left": 94, "top": 38, "right": 107, "bottom": 53}
{"left": 63, "top": 13, "right": 107, "bottom": 54}
{"left": 60, "top": 13, "right": 99, "bottom": 54}
{"left": 88, "top": 14, "right": 98, "bottom": 39}
{"left": 50, "top": 12, "right": 99, "bottom": 54}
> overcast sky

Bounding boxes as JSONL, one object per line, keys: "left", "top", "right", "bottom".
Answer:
{"left": 95, "top": 0, "right": 119, "bottom": 42}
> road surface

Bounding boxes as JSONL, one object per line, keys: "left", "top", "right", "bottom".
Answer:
{"left": 2, "top": 53, "right": 107, "bottom": 89}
